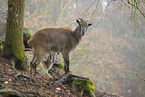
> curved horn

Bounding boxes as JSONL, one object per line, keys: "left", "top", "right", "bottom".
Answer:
{"left": 78, "top": 18, "right": 83, "bottom": 21}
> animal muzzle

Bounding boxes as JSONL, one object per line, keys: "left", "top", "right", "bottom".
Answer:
{"left": 82, "top": 32, "right": 85, "bottom": 36}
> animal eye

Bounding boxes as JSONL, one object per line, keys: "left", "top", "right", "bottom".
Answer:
{"left": 88, "top": 23, "right": 92, "bottom": 26}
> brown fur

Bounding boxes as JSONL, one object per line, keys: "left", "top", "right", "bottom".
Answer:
{"left": 28, "top": 18, "right": 92, "bottom": 75}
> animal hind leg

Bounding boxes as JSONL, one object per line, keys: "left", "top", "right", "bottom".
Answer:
{"left": 62, "top": 52, "right": 70, "bottom": 74}
{"left": 30, "top": 48, "right": 46, "bottom": 75}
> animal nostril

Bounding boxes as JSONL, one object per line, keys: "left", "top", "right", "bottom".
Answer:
{"left": 82, "top": 32, "right": 85, "bottom": 36}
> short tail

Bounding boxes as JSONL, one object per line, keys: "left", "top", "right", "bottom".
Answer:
{"left": 27, "top": 38, "right": 32, "bottom": 48}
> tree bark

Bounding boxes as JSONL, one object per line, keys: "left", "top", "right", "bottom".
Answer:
{"left": 3, "top": 0, "right": 27, "bottom": 71}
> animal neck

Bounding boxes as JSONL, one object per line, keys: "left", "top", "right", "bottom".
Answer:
{"left": 72, "top": 26, "right": 82, "bottom": 44}
{"left": 74, "top": 25, "right": 82, "bottom": 38}
{"left": 69, "top": 26, "right": 82, "bottom": 47}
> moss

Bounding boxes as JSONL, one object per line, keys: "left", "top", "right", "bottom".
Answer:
{"left": 23, "top": 28, "right": 32, "bottom": 48}
{"left": 3, "top": 0, "right": 27, "bottom": 71}
{"left": 59, "top": 62, "right": 65, "bottom": 71}
{"left": 0, "top": 40, "right": 3, "bottom": 51}
{"left": 23, "top": 28, "right": 32, "bottom": 41}
{"left": 13, "top": 44, "right": 27, "bottom": 71}
{"left": 72, "top": 79, "right": 95, "bottom": 97}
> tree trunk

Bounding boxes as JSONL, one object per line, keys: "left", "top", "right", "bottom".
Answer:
{"left": 3, "top": 0, "right": 27, "bottom": 71}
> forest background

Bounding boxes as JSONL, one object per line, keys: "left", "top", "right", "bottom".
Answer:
{"left": 0, "top": 0, "right": 145, "bottom": 97}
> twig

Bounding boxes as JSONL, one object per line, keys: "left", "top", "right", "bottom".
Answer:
{"left": 96, "top": 0, "right": 115, "bottom": 24}
{"left": 0, "top": 88, "right": 22, "bottom": 95}
{"left": 135, "top": 72, "right": 145, "bottom": 81}
{"left": 127, "top": 0, "right": 145, "bottom": 18}
{"left": 23, "top": 91, "right": 41, "bottom": 96}
{"left": 83, "top": 0, "right": 96, "bottom": 13}
{"left": 91, "top": 0, "right": 100, "bottom": 17}
{"left": 14, "top": 74, "right": 36, "bottom": 82}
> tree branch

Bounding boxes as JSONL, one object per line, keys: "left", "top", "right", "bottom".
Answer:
{"left": 95, "top": 0, "right": 115, "bottom": 24}
{"left": 135, "top": 72, "right": 145, "bottom": 81}
{"left": 91, "top": 0, "right": 100, "bottom": 17}
{"left": 127, "top": 0, "right": 145, "bottom": 18}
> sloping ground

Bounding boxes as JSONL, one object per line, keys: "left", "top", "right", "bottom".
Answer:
{"left": 0, "top": 52, "right": 120, "bottom": 97}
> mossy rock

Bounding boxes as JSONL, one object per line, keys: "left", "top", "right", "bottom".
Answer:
{"left": 0, "top": 27, "right": 31, "bottom": 49}
{"left": 53, "top": 60, "right": 64, "bottom": 71}
{"left": 48, "top": 59, "right": 65, "bottom": 78}
{"left": 73, "top": 79, "right": 95, "bottom": 97}
{"left": 23, "top": 28, "right": 32, "bottom": 48}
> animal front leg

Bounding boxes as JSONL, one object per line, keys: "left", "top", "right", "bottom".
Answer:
{"left": 62, "top": 52, "right": 70, "bottom": 74}
{"left": 30, "top": 61, "right": 37, "bottom": 75}
{"left": 30, "top": 56, "right": 39, "bottom": 75}
{"left": 64, "top": 60, "right": 69, "bottom": 74}
{"left": 30, "top": 53, "right": 37, "bottom": 75}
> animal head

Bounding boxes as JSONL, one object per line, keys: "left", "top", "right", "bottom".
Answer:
{"left": 76, "top": 18, "right": 92, "bottom": 36}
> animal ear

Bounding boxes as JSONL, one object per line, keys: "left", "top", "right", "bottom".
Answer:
{"left": 76, "top": 19, "right": 81, "bottom": 25}
{"left": 88, "top": 23, "right": 92, "bottom": 26}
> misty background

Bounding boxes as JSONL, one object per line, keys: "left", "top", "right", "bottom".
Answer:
{"left": 0, "top": 0, "right": 145, "bottom": 97}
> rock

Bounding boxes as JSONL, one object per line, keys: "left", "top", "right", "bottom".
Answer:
{"left": 23, "top": 28, "right": 32, "bottom": 48}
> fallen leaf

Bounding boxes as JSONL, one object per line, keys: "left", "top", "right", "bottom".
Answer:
{"left": 24, "top": 81, "right": 28, "bottom": 84}
{"left": 41, "top": 75, "right": 45, "bottom": 78}
{"left": 56, "top": 87, "right": 61, "bottom": 91}
{"left": 4, "top": 81, "right": 8, "bottom": 84}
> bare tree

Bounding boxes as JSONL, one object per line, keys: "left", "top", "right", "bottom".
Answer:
{"left": 86, "top": 0, "right": 145, "bottom": 18}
